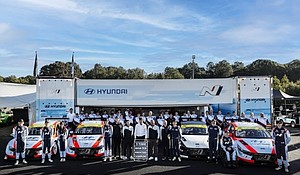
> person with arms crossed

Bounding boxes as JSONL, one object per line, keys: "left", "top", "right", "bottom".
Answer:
{"left": 41, "top": 120, "right": 53, "bottom": 164}
{"left": 13, "top": 119, "right": 28, "bottom": 165}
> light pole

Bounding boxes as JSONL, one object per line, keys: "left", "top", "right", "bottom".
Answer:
{"left": 192, "top": 55, "right": 195, "bottom": 79}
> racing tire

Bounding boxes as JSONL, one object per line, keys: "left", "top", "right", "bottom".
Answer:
{"left": 51, "top": 142, "right": 59, "bottom": 157}
{"left": 291, "top": 121, "right": 296, "bottom": 128}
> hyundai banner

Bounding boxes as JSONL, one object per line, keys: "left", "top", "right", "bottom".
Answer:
{"left": 76, "top": 78, "right": 237, "bottom": 107}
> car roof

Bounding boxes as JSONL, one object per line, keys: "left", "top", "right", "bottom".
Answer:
{"left": 30, "top": 120, "right": 59, "bottom": 128}
{"left": 78, "top": 121, "right": 103, "bottom": 128}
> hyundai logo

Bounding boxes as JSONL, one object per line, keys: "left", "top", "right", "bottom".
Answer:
{"left": 84, "top": 88, "right": 95, "bottom": 95}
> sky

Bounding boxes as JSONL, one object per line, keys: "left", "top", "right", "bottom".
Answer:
{"left": 0, "top": 0, "right": 300, "bottom": 77}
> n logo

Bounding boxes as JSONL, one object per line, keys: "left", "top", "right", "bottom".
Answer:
{"left": 199, "top": 85, "right": 223, "bottom": 96}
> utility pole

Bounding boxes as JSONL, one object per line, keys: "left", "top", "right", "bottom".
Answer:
{"left": 192, "top": 55, "right": 195, "bottom": 79}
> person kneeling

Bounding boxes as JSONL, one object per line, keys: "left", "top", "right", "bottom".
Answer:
{"left": 221, "top": 131, "right": 237, "bottom": 168}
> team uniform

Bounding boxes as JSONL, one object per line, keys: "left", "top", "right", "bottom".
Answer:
{"left": 41, "top": 125, "right": 53, "bottom": 163}
{"left": 103, "top": 123, "right": 113, "bottom": 161}
{"left": 160, "top": 124, "right": 171, "bottom": 160}
{"left": 255, "top": 116, "right": 269, "bottom": 128}
{"left": 122, "top": 123, "right": 134, "bottom": 160}
{"left": 147, "top": 124, "right": 160, "bottom": 161}
{"left": 221, "top": 134, "right": 237, "bottom": 167}
{"left": 13, "top": 124, "right": 28, "bottom": 165}
{"left": 206, "top": 115, "right": 215, "bottom": 125}
{"left": 112, "top": 122, "right": 123, "bottom": 159}
{"left": 272, "top": 126, "right": 291, "bottom": 172}
{"left": 171, "top": 124, "right": 181, "bottom": 162}
{"left": 57, "top": 124, "right": 68, "bottom": 162}
{"left": 208, "top": 124, "right": 221, "bottom": 163}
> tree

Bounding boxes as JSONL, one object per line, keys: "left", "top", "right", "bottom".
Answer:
{"left": 245, "top": 59, "right": 286, "bottom": 78}
{"left": 0, "top": 76, "right": 3, "bottom": 82}
{"left": 40, "top": 61, "right": 82, "bottom": 78}
{"left": 83, "top": 64, "right": 107, "bottom": 79}
{"left": 126, "top": 68, "right": 145, "bottom": 79}
{"left": 273, "top": 76, "right": 282, "bottom": 91}
{"left": 281, "top": 74, "right": 290, "bottom": 92}
{"left": 206, "top": 62, "right": 215, "bottom": 77}
{"left": 146, "top": 73, "right": 164, "bottom": 79}
{"left": 178, "top": 62, "right": 205, "bottom": 79}
{"left": 214, "top": 60, "right": 233, "bottom": 77}
{"left": 4, "top": 75, "right": 19, "bottom": 83}
{"left": 164, "top": 67, "right": 184, "bottom": 79}
{"left": 285, "top": 59, "right": 300, "bottom": 82}
{"left": 232, "top": 61, "right": 245, "bottom": 76}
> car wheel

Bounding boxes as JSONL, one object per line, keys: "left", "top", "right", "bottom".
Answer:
{"left": 291, "top": 121, "right": 296, "bottom": 128}
{"left": 52, "top": 143, "right": 59, "bottom": 156}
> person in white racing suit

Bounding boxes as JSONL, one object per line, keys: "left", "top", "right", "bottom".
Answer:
{"left": 103, "top": 120, "right": 113, "bottom": 162}
{"left": 221, "top": 130, "right": 237, "bottom": 168}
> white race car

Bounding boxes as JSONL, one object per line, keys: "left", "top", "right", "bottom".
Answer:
{"left": 225, "top": 122, "right": 276, "bottom": 164}
{"left": 66, "top": 120, "right": 104, "bottom": 158}
{"left": 180, "top": 121, "right": 209, "bottom": 158}
{"left": 5, "top": 120, "right": 59, "bottom": 160}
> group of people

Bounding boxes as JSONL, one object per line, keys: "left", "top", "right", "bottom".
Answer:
{"left": 12, "top": 108, "right": 291, "bottom": 173}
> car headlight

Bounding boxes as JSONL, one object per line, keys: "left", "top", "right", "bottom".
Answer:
{"left": 182, "top": 137, "right": 187, "bottom": 142}
{"left": 238, "top": 145, "right": 253, "bottom": 156}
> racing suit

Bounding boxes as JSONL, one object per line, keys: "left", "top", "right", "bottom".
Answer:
{"left": 41, "top": 126, "right": 52, "bottom": 161}
{"left": 221, "top": 136, "right": 237, "bottom": 165}
{"left": 208, "top": 125, "right": 221, "bottom": 161}
{"left": 160, "top": 125, "right": 171, "bottom": 160}
{"left": 57, "top": 126, "right": 68, "bottom": 161}
{"left": 147, "top": 124, "right": 160, "bottom": 160}
{"left": 13, "top": 125, "right": 28, "bottom": 161}
{"left": 171, "top": 125, "right": 181, "bottom": 159}
{"left": 272, "top": 126, "right": 291, "bottom": 169}
{"left": 103, "top": 124, "right": 113, "bottom": 160}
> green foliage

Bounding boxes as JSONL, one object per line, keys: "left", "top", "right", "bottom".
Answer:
{"left": 164, "top": 67, "right": 184, "bottom": 79}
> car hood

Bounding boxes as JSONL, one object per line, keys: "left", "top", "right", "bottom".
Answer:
{"left": 181, "top": 135, "right": 209, "bottom": 149}
{"left": 236, "top": 138, "right": 274, "bottom": 154}
{"left": 25, "top": 135, "right": 42, "bottom": 149}
{"left": 72, "top": 135, "right": 103, "bottom": 148}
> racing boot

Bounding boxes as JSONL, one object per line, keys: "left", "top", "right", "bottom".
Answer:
{"left": 22, "top": 159, "right": 28, "bottom": 164}
{"left": 275, "top": 166, "right": 282, "bottom": 171}
{"left": 104, "top": 157, "right": 107, "bottom": 162}
{"left": 41, "top": 159, "right": 45, "bottom": 164}
{"left": 14, "top": 160, "right": 19, "bottom": 166}
{"left": 178, "top": 157, "right": 181, "bottom": 162}
{"left": 60, "top": 158, "right": 63, "bottom": 162}
{"left": 109, "top": 157, "right": 112, "bottom": 162}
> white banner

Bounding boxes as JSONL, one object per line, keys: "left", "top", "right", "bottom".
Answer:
{"left": 76, "top": 78, "right": 237, "bottom": 107}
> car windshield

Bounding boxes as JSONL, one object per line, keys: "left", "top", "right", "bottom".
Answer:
{"left": 181, "top": 125, "right": 207, "bottom": 135}
{"left": 235, "top": 128, "right": 271, "bottom": 138}
{"left": 28, "top": 127, "right": 42, "bottom": 135}
{"left": 75, "top": 127, "right": 102, "bottom": 135}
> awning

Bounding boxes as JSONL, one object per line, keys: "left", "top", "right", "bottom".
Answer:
{"left": 273, "top": 90, "right": 300, "bottom": 100}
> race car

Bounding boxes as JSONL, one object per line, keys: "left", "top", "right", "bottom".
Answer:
{"left": 5, "top": 120, "right": 60, "bottom": 159}
{"left": 179, "top": 121, "right": 209, "bottom": 159}
{"left": 66, "top": 120, "right": 104, "bottom": 158}
{"left": 0, "top": 111, "right": 13, "bottom": 126}
{"left": 225, "top": 122, "right": 276, "bottom": 164}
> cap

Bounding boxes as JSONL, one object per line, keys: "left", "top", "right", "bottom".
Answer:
{"left": 139, "top": 117, "right": 143, "bottom": 120}
{"left": 19, "top": 119, "right": 24, "bottom": 123}
{"left": 277, "top": 120, "right": 283, "bottom": 124}
{"left": 69, "top": 108, "right": 73, "bottom": 110}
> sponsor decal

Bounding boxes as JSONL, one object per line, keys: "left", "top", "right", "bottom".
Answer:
{"left": 84, "top": 88, "right": 127, "bottom": 95}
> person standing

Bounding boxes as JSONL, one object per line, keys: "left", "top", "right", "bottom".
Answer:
{"left": 247, "top": 112, "right": 256, "bottom": 123}
{"left": 255, "top": 112, "right": 269, "bottom": 128}
{"left": 216, "top": 110, "right": 224, "bottom": 129}
{"left": 206, "top": 111, "right": 215, "bottom": 125}
{"left": 134, "top": 117, "right": 147, "bottom": 140}
{"left": 13, "top": 119, "right": 28, "bottom": 165}
{"left": 57, "top": 121, "right": 68, "bottom": 162}
{"left": 103, "top": 120, "right": 113, "bottom": 162}
{"left": 147, "top": 120, "right": 160, "bottom": 161}
{"left": 67, "top": 108, "right": 75, "bottom": 130}
{"left": 273, "top": 120, "right": 291, "bottom": 173}
{"left": 41, "top": 120, "right": 53, "bottom": 163}
{"left": 72, "top": 113, "right": 81, "bottom": 131}
{"left": 122, "top": 120, "right": 134, "bottom": 160}
{"left": 160, "top": 120, "right": 171, "bottom": 161}
{"left": 112, "top": 118, "right": 123, "bottom": 160}
{"left": 208, "top": 119, "right": 221, "bottom": 164}
{"left": 171, "top": 121, "right": 181, "bottom": 162}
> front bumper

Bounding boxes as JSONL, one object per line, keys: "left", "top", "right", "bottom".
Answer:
{"left": 67, "top": 147, "right": 104, "bottom": 158}
{"left": 180, "top": 147, "right": 208, "bottom": 158}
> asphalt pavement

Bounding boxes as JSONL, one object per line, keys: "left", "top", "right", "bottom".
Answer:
{"left": 0, "top": 125, "right": 299, "bottom": 175}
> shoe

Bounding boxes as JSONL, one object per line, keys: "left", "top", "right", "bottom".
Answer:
{"left": 155, "top": 157, "right": 158, "bottom": 161}
{"left": 48, "top": 159, "right": 53, "bottom": 163}
{"left": 60, "top": 158, "right": 63, "bottom": 162}
{"left": 172, "top": 157, "right": 176, "bottom": 161}
{"left": 149, "top": 156, "right": 154, "bottom": 160}
{"left": 285, "top": 168, "right": 289, "bottom": 173}
{"left": 178, "top": 157, "right": 181, "bottom": 162}
{"left": 14, "top": 160, "right": 19, "bottom": 166}
{"left": 275, "top": 166, "right": 282, "bottom": 171}
{"left": 162, "top": 157, "right": 166, "bottom": 161}
{"left": 109, "top": 157, "right": 112, "bottom": 161}
{"left": 288, "top": 162, "right": 290, "bottom": 167}
{"left": 130, "top": 156, "right": 134, "bottom": 160}
{"left": 104, "top": 157, "right": 107, "bottom": 162}
{"left": 63, "top": 158, "right": 66, "bottom": 162}
{"left": 41, "top": 159, "right": 45, "bottom": 164}
{"left": 22, "top": 159, "right": 27, "bottom": 164}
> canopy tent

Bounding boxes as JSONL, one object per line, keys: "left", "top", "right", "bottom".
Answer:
{"left": 273, "top": 90, "right": 300, "bottom": 100}
{"left": 0, "top": 82, "right": 36, "bottom": 108}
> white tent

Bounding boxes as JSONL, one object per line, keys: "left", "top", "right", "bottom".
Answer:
{"left": 0, "top": 82, "right": 36, "bottom": 108}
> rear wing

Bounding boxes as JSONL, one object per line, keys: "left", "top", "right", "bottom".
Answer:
{"left": 45, "top": 117, "right": 69, "bottom": 122}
